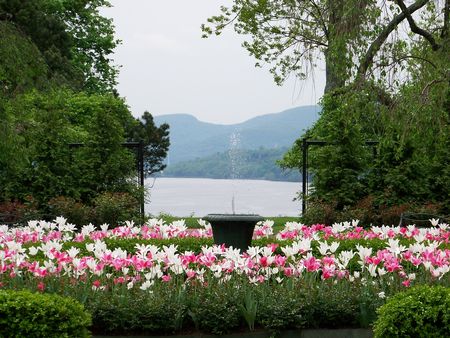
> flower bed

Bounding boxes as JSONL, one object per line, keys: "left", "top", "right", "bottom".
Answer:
{"left": 1, "top": 217, "right": 449, "bottom": 335}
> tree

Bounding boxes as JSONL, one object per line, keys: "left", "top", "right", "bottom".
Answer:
{"left": 0, "top": 0, "right": 119, "bottom": 92}
{"left": 0, "top": 21, "right": 50, "bottom": 96}
{"left": 0, "top": 89, "right": 138, "bottom": 206}
{"left": 76, "top": 97, "right": 136, "bottom": 202}
{"left": 1, "top": 90, "right": 82, "bottom": 203}
{"left": 0, "top": 1, "right": 172, "bottom": 224}
{"left": 203, "top": 1, "right": 448, "bottom": 95}
{"left": 127, "top": 111, "right": 170, "bottom": 176}
{"left": 205, "top": 0, "right": 449, "bottom": 217}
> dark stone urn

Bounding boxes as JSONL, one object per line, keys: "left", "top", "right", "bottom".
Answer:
{"left": 204, "top": 214, "right": 264, "bottom": 252}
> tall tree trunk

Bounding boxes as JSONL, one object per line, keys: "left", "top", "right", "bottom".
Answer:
{"left": 324, "top": 0, "right": 350, "bottom": 93}
{"left": 324, "top": 47, "right": 346, "bottom": 93}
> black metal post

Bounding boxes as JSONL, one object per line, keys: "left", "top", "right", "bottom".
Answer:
{"left": 302, "top": 138, "right": 307, "bottom": 214}
{"left": 138, "top": 141, "right": 145, "bottom": 224}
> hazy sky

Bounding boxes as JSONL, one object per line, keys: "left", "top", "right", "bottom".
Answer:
{"left": 103, "top": 0, "right": 325, "bottom": 124}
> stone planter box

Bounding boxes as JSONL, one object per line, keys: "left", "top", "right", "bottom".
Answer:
{"left": 204, "top": 214, "right": 264, "bottom": 252}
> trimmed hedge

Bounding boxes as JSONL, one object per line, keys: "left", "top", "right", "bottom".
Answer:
{"left": 154, "top": 216, "right": 303, "bottom": 230}
{"left": 84, "top": 277, "right": 381, "bottom": 335}
{"left": 0, "top": 289, "right": 91, "bottom": 338}
{"left": 373, "top": 285, "right": 450, "bottom": 338}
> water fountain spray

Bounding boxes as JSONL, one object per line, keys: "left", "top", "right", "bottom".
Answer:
{"left": 229, "top": 130, "right": 241, "bottom": 214}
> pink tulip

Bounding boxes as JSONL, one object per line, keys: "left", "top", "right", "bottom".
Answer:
{"left": 37, "top": 282, "right": 45, "bottom": 291}
{"left": 303, "top": 256, "right": 321, "bottom": 272}
{"left": 402, "top": 279, "right": 411, "bottom": 287}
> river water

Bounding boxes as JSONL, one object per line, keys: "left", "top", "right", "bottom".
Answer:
{"left": 145, "top": 178, "right": 302, "bottom": 217}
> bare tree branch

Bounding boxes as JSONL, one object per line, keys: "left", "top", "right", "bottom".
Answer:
{"left": 395, "top": 0, "right": 440, "bottom": 50}
{"left": 376, "top": 54, "right": 438, "bottom": 70}
{"left": 304, "top": 0, "right": 329, "bottom": 38}
{"left": 421, "top": 78, "right": 448, "bottom": 98}
{"left": 356, "top": 0, "right": 430, "bottom": 81}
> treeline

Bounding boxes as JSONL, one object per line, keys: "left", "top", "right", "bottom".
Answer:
{"left": 162, "top": 147, "right": 300, "bottom": 182}
{"left": 0, "top": 1, "right": 169, "bottom": 225}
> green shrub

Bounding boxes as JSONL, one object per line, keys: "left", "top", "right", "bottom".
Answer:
{"left": 0, "top": 289, "right": 91, "bottom": 338}
{"left": 103, "top": 237, "right": 214, "bottom": 254}
{"left": 48, "top": 196, "right": 92, "bottom": 226}
{"left": 87, "top": 281, "right": 240, "bottom": 335}
{"left": 308, "top": 282, "right": 361, "bottom": 328}
{"left": 256, "top": 283, "right": 307, "bottom": 331}
{"left": 154, "top": 214, "right": 204, "bottom": 228}
{"left": 46, "top": 191, "right": 144, "bottom": 227}
{"left": 154, "top": 215, "right": 303, "bottom": 231}
{"left": 301, "top": 197, "right": 446, "bottom": 226}
{"left": 188, "top": 282, "right": 242, "bottom": 334}
{"left": 0, "top": 197, "right": 42, "bottom": 226}
{"left": 87, "top": 287, "right": 188, "bottom": 335}
{"left": 300, "top": 199, "right": 339, "bottom": 226}
{"left": 92, "top": 192, "right": 140, "bottom": 227}
{"left": 373, "top": 285, "right": 450, "bottom": 338}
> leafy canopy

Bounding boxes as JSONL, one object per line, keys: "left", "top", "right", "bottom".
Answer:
{"left": 205, "top": 0, "right": 449, "bottom": 218}
{"left": 0, "top": 0, "right": 119, "bottom": 92}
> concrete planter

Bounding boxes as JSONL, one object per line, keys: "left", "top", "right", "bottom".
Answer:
{"left": 204, "top": 214, "right": 264, "bottom": 252}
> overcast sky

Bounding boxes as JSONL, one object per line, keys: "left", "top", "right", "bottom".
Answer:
{"left": 103, "top": 0, "right": 325, "bottom": 125}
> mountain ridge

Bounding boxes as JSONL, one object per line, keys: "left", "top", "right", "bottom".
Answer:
{"left": 154, "top": 105, "right": 320, "bottom": 164}
{"left": 162, "top": 146, "right": 301, "bottom": 182}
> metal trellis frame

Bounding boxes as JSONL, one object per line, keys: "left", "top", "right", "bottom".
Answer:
{"left": 301, "top": 138, "right": 379, "bottom": 214}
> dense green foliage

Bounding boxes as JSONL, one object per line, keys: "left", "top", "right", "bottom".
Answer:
{"left": 127, "top": 111, "right": 170, "bottom": 176}
{"left": 163, "top": 147, "right": 300, "bottom": 181}
{"left": 0, "top": 289, "right": 91, "bottom": 338}
{"left": 1, "top": 89, "right": 137, "bottom": 205}
{"left": 87, "top": 285, "right": 191, "bottom": 335}
{"left": 64, "top": 277, "right": 444, "bottom": 335}
{"left": 285, "top": 83, "right": 448, "bottom": 225}
{"left": 289, "top": 57, "right": 449, "bottom": 223}
{"left": 0, "top": 3, "right": 169, "bottom": 224}
{"left": 66, "top": 278, "right": 370, "bottom": 335}
{"left": 0, "top": 0, "right": 119, "bottom": 92}
{"left": 373, "top": 285, "right": 450, "bottom": 338}
{"left": 48, "top": 192, "right": 141, "bottom": 227}
{"left": 0, "top": 21, "right": 49, "bottom": 95}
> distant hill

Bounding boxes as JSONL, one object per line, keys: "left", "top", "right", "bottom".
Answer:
{"left": 154, "top": 105, "right": 320, "bottom": 164}
{"left": 162, "top": 147, "right": 301, "bottom": 182}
